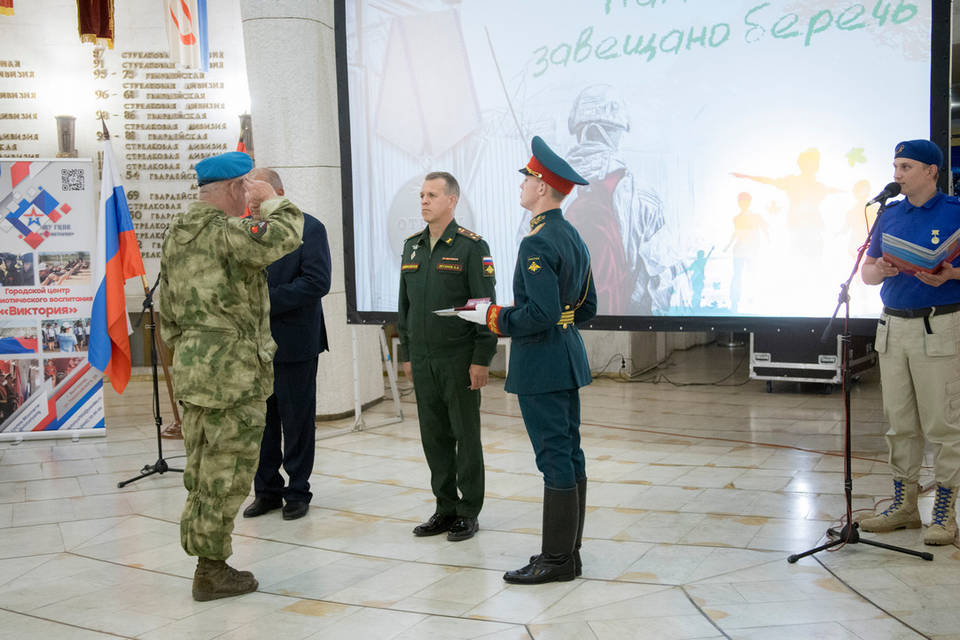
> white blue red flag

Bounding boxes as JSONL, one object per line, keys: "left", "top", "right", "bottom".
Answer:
{"left": 88, "top": 139, "right": 145, "bottom": 394}
{"left": 0, "top": 337, "right": 37, "bottom": 354}
{"left": 164, "top": 0, "right": 209, "bottom": 71}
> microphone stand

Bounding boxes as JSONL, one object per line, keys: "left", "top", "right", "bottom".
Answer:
{"left": 117, "top": 273, "right": 183, "bottom": 488}
{"left": 788, "top": 199, "right": 932, "bottom": 563}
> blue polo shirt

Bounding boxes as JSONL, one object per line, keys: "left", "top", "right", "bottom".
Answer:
{"left": 866, "top": 191, "right": 960, "bottom": 309}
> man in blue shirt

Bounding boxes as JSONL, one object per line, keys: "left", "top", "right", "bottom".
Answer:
{"left": 460, "top": 136, "right": 597, "bottom": 583}
{"left": 859, "top": 139, "right": 960, "bottom": 546}
{"left": 56, "top": 325, "right": 77, "bottom": 352}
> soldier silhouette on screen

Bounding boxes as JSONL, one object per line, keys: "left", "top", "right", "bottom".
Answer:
{"left": 685, "top": 247, "right": 714, "bottom": 311}
{"left": 563, "top": 84, "right": 676, "bottom": 315}
{"left": 723, "top": 192, "right": 769, "bottom": 313}
{"left": 732, "top": 148, "right": 842, "bottom": 257}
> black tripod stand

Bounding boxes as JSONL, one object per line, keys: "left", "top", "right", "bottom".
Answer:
{"left": 117, "top": 275, "right": 183, "bottom": 488}
{"left": 788, "top": 200, "right": 932, "bottom": 563}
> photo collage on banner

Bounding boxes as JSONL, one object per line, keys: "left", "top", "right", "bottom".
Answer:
{"left": 0, "top": 159, "right": 104, "bottom": 437}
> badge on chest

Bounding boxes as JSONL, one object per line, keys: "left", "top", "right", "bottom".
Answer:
{"left": 437, "top": 256, "right": 462, "bottom": 273}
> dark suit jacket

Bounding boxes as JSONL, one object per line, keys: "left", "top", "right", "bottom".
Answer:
{"left": 267, "top": 213, "right": 331, "bottom": 363}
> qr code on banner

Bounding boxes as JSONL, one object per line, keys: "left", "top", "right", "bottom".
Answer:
{"left": 61, "top": 168, "right": 84, "bottom": 191}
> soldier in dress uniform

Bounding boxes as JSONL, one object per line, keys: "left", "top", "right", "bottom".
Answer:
{"left": 459, "top": 136, "right": 597, "bottom": 584}
{"left": 398, "top": 171, "right": 497, "bottom": 542}
{"left": 158, "top": 151, "right": 304, "bottom": 601}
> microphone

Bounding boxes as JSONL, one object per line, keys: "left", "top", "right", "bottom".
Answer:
{"left": 866, "top": 182, "right": 901, "bottom": 206}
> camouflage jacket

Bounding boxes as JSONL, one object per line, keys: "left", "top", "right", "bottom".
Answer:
{"left": 158, "top": 198, "right": 304, "bottom": 408}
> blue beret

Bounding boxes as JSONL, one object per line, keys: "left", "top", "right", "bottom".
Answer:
{"left": 519, "top": 135, "right": 588, "bottom": 195}
{"left": 195, "top": 151, "right": 253, "bottom": 186}
{"left": 894, "top": 140, "right": 943, "bottom": 167}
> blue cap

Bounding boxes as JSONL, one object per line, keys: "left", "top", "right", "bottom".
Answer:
{"left": 195, "top": 151, "right": 253, "bottom": 186}
{"left": 894, "top": 140, "right": 943, "bottom": 168}
{"left": 519, "top": 135, "right": 588, "bottom": 195}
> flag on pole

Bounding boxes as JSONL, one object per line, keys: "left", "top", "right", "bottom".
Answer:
{"left": 89, "top": 128, "right": 146, "bottom": 394}
{"left": 77, "top": 0, "right": 115, "bottom": 48}
{"left": 164, "top": 0, "right": 208, "bottom": 71}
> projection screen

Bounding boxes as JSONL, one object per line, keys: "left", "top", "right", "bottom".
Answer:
{"left": 336, "top": 0, "right": 951, "bottom": 333}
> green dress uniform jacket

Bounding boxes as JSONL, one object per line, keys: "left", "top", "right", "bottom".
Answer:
{"left": 397, "top": 219, "right": 497, "bottom": 365}
{"left": 397, "top": 218, "right": 496, "bottom": 518}
{"left": 494, "top": 209, "right": 597, "bottom": 395}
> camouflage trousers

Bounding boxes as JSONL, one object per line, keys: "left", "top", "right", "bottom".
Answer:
{"left": 180, "top": 399, "right": 266, "bottom": 560}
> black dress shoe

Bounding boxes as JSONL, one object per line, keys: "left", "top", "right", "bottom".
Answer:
{"left": 504, "top": 554, "right": 576, "bottom": 585}
{"left": 447, "top": 516, "right": 479, "bottom": 541}
{"left": 413, "top": 512, "right": 457, "bottom": 536}
{"left": 242, "top": 497, "right": 282, "bottom": 518}
{"left": 530, "top": 551, "right": 582, "bottom": 576}
{"left": 282, "top": 501, "right": 309, "bottom": 520}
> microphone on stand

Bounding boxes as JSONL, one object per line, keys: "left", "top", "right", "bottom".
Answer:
{"left": 866, "top": 182, "right": 901, "bottom": 206}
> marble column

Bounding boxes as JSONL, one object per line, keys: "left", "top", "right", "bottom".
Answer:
{"left": 239, "top": 0, "right": 383, "bottom": 416}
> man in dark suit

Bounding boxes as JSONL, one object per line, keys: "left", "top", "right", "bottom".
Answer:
{"left": 242, "top": 168, "right": 331, "bottom": 521}
{"left": 459, "top": 136, "right": 597, "bottom": 584}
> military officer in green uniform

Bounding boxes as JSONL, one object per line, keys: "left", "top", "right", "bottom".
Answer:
{"left": 459, "top": 137, "right": 597, "bottom": 584}
{"left": 398, "top": 171, "right": 497, "bottom": 542}
{"left": 158, "top": 151, "right": 304, "bottom": 601}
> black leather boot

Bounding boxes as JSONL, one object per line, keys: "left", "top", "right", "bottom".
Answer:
{"left": 530, "top": 477, "right": 586, "bottom": 576}
{"left": 504, "top": 485, "right": 578, "bottom": 585}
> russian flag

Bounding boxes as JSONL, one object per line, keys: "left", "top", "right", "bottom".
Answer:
{"left": 0, "top": 337, "right": 37, "bottom": 354}
{"left": 88, "top": 138, "right": 145, "bottom": 394}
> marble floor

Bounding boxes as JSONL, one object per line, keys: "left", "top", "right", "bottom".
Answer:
{"left": 1, "top": 342, "right": 958, "bottom": 640}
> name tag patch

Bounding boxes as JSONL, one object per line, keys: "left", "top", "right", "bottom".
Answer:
{"left": 401, "top": 263, "right": 419, "bottom": 272}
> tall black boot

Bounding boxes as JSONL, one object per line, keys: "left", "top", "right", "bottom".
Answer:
{"left": 529, "top": 477, "right": 586, "bottom": 576}
{"left": 504, "top": 485, "right": 578, "bottom": 585}
{"left": 573, "top": 477, "right": 586, "bottom": 575}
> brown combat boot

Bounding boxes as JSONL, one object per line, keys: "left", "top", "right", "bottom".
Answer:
{"left": 923, "top": 484, "right": 958, "bottom": 546}
{"left": 192, "top": 557, "right": 258, "bottom": 601}
{"left": 858, "top": 479, "right": 921, "bottom": 532}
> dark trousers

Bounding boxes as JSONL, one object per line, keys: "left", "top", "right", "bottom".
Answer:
{"left": 518, "top": 388, "right": 586, "bottom": 489}
{"left": 411, "top": 349, "right": 484, "bottom": 518}
{"left": 253, "top": 357, "right": 318, "bottom": 504}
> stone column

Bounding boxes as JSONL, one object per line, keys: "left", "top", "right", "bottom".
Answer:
{"left": 239, "top": 0, "right": 383, "bottom": 416}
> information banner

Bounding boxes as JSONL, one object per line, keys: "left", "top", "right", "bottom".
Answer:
{"left": 0, "top": 158, "right": 104, "bottom": 439}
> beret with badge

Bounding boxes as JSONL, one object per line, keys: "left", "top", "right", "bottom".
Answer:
{"left": 894, "top": 139, "right": 943, "bottom": 168}
{"left": 195, "top": 151, "right": 253, "bottom": 186}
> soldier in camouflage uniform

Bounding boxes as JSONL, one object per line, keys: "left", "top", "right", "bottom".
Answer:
{"left": 158, "top": 151, "right": 304, "bottom": 601}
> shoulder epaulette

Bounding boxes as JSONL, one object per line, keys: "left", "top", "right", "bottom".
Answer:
{"left": 526, "top": 223, "right": 545, "bottom": 237}
{"left": 406, "top": 230, "right": 424, "bottom": 240}
{"left": 457, "top": 227, "right": 482, "bottom": 242}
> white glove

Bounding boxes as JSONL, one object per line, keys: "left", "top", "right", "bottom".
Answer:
{"left": 457, "top": 301, "right": 491, "bottom": 325}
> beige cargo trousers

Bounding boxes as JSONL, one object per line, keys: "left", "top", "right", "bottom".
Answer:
{"left": 876, "top": 310, "right": 960, "bottom": 486}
